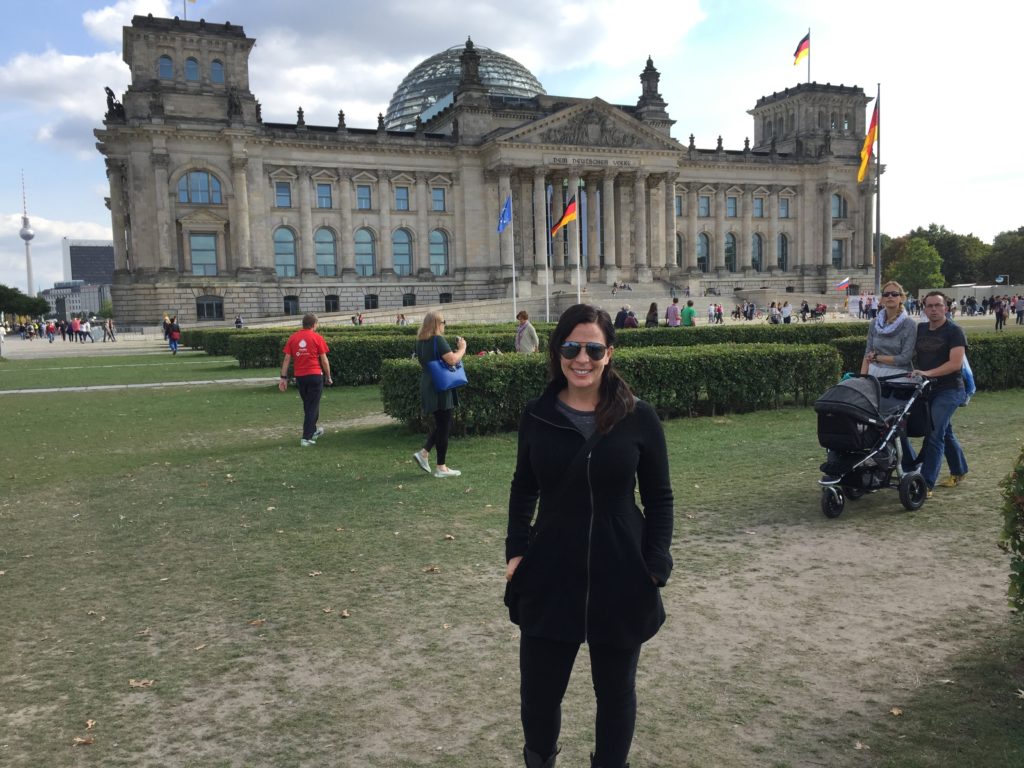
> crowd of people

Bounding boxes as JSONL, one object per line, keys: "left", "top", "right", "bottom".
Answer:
{"left": 1, "top": 316, "right": 116, "bottom": 343}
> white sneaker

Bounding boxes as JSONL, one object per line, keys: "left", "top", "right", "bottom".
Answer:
{"left": 312, "top": 427, "right": 325, "bottom": 441}
{"left": 434, "top": 467, "right": 462, "bottom": 478}
{"left": 300, "top": 439, "right": 316, "bottom": 447}
{"left": 413, "top": 451, "right": 431, "bottom": 473}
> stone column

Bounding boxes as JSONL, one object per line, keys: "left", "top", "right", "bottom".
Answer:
{"left": 633, "top": 171, "right": 650, "bottom": 281}
{"left": 767, "top": 186, "right": 779, "bottom": 271}
{"left": 231, "top": 156, "right": 253, "bottom": 271}
{"left": 713, "top": 184, "right": 726, "bottom": 271}
{"left": 586, "top": 175, "right": 600, "bottom": 276}
{"left": 602, "top": 171, "right": 617, "bottom": 278}
{"left": 152, "top": 152, "right": 174, "bottom": 271}
{"left": 567, "top": 173, "right": 583, "bottom": 285}
{"left": 297, "top": 168, "right": 315, "bottom": 275}
{"left": 686, "top": 183, "right": 698, "bottom": 271}
{"left": 664, "top": 174, "right": 677, "bottom": 270}
{"left": 416, "top": 172, "right": 429, "bottom": 275}
{"left": 550, "top": 181, "right": 565, "bottom": 278}
{"left": 378, "top": 173, "right": 393, "bottom": 275}
{"left": 339, "top": 172, "right": 355, "bottom": 275}
{"left": 533, "top": 169, "right": 548, "bottom": 275}
{"left": 740, "top": 185, "right": 753, "bottom": 271}
{"left": 647, "top": 175, "right": 663, "bottom": 272}
{"left": 861, "top": 186, "right": 874, "bottom": 268}
{"left": 105, "top": 160, "right": 128, "bottom": 271}
{"left": 821, "top": 184, "right": 834, "bottom": 269}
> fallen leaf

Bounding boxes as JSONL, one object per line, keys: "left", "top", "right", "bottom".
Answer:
{"left": 396, "top": 484, "right": 403, "bottom": 489}
{"left": 1017, "top": 689, "right": 1024, "bottom": 700}
{"left": 422, "top": 565, "right": 441, "bottom": 573}
{"left": 248, "top": 618, "right": 266, "bottom": 626}
{"left": 463, "top": 487, "right": 473, "bottom": 493}
{"left": 443, "top": 623, "right": 452, "bottom": 629}
{"left": 322, "top": 607, "right": 333, "bottom": 614}
{"left": 276, "top": 530, "right": 285, "bottom": 534}
{"left": 159, "top": 577, "right": 169, "bottom": 582}
{"left": 73, "top": 736, "right": 95, "bottom": 746}
{"left": 0, "top": 570, "right": 5, "bottom": 576}
{"left": 266, "top": 506, "right": 276, "bottom": 511}
{"left": 136, "top": 628, "right": 151, "bottom": 636}
{"left": 335, "top": 527, "right": 345, "bottom": 532}
{"left": 854, "top": 741, "right": 869, "bottom": 750}
{"left": 939, "top": 679, "right": 955, "bottom": 685}
{"left": 193, "top": 644, "right": 207, "bottom": 651}
{"left": 85, "top": 720, "right": 96, "bottom": 730}
{"left": 87, "top": 610, "right": 97, "bottom": 616}
{"left": 890, "top": 707, "right": 903, "bottom": 717}
{"left": 444, "top": 534, "right": 456, "bottom": 541}
{"left": 340, "top": 609, "right": 351, "bottom": 618}
{"left": 128, "top": 679, "right": 155, "bottom": 688}
{"left": 308, "top": 570, "right": 322, "bottom": 577}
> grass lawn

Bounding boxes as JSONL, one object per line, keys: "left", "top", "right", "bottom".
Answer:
{"left": 1, "top": 371, "right": 1022, "bottom": 767}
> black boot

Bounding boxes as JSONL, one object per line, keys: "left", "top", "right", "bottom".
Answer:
{"left": 523, "top": 745, "right": 558, "bottom": 767}
{"left": 590, "top": 753, "right": 629, "bottom": 768}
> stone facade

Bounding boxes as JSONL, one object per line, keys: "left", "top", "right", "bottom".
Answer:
{"left": 96, "top": 15, "right": 876, "bottom": 325}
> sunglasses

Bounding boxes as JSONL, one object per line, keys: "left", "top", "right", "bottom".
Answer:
{"left": 559, "top": 341, "right": 608, "bottom": 361}
{"left": 881, "top": 291, "right": 902, "bottom": 298}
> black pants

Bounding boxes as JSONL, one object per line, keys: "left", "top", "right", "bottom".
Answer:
{"left": 296, "top": 374, "right": 324, "bottom": 440}
{"left": 520, "top": 634, "right": 641, "bottom": 767}
{"left": 423, "top": 408, "right": 453, "bottom": 465}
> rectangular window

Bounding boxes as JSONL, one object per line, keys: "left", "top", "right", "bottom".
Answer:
{"left": 431, "top": 187, "right": 445, "bottom": 212}
{"left": 832, "top": 239, "right": 844, "bottom": 268}
{"left": 779, "top": 198, "right": 790, "bottom": 219}
{"left": 753, "top": 198, "right": 764, "bottom": 218}
{"left": 674, "top": 195, "right": 683, "bottom": 217}
{"left": 395, "top": 186, "right": 410, "bottom": 211}
{"left": 356, "top": 184, "right": 372, "bottom": 210}
{"left": 189, "top": 233, "right": 217, "bottom": 276}
{"left": 698, "top": 195, "right": 710, "bottom": 217}
{"left": 324, "top": 295, "right": 340, "bottom": 313}
{"left": 316, "top": 183, "right": 332, "bottom": 209}
{"left": 275, "top": 182, "right": 292, "bottom": 208}
{"left": 726, "top": 196, "right": 738, "bottom": 217}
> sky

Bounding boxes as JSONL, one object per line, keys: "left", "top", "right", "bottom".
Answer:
{"left": 1, "top": 0, "right": 1020, "bottom": 295}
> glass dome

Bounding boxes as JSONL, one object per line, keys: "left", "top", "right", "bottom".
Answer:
{"left": 385, "top": 43, "right": 546, "bottom": 130}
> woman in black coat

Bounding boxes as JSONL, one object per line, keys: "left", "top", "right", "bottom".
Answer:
{"left": 505, "top": 303, "right": 674, "bottom": 768}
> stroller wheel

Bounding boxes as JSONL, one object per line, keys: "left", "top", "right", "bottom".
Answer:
{"left": 843, "top": 486, "right": 866, "bottom": 500}
{"left": 898, "top": 472, "right": 927, "bottom": 511}
{"left": 821, "top": 487, "right": 845, "bottom": 518}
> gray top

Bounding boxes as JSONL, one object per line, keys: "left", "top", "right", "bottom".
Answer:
{"left": 556, "top": 398, "right": 597, "bottom": 438}
{"left": 864, "top": 311, "right": 917, "bottom": 373}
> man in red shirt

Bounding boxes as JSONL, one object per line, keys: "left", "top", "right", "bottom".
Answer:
{"left": 279, "top": 313, "right": 333, "bottom": 447}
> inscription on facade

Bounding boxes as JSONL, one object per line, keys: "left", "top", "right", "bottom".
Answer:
{"left": 545, "top": 155, "right": 637, "bottom": 168}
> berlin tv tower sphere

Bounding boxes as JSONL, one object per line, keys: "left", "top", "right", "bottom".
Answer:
{"left": 19, "top": 219, "right": 34, "bottom": 242}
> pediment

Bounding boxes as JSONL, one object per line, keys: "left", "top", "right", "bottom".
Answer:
{"left": 351, "top": 171, "right": 378, "bottom": 183}
{"left": 429, "top": 174, "right": 452, "bottom": 187}
{"left": 498, "top": 99, "right": 680, "bottom": 152}
{"left": 726, "top": 185, "right": 744, "bottom": 196}
{"left": 697, "top": 185, "right": 717, "bottom": 195}
{"left": 753, "top": 186, "right": 770, "bottom": 196}
{"left": 390, "top": 172, "right": 416, "bottom": 185}
{"left": 779, "top": 187, "right": 796, "bottom": 196}
{"left": 179, "top": 209, "right": 228, "bottom": 226}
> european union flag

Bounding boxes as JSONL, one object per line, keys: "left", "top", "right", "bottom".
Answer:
{"left": 497, "top": 195, "right": 512, "bottom": 233}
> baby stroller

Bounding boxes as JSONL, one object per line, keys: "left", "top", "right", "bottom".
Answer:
{"left": 813, "top": 374, "right": 931, "bottom": 518}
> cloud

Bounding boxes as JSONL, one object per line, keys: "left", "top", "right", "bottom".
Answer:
{"left": 0, "top": 49, "right": 128, "bottom": 119}
{"left": 83, "top": 0, "right": 174, "bottom": 44}
{"left": 0, "top": 214, "right": 111, "bottom": 293}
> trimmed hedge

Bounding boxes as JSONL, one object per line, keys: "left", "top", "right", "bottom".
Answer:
{"left": 380, "top": 343, "right": 842, "bottom": 434}
{"left": 612, "top": 321, "right": 868, "bottom": 349}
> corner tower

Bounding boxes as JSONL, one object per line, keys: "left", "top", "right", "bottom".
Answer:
{"left": 748, "top": 82, "right": 871, "bottom": 159}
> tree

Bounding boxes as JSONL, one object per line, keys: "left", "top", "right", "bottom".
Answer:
{"left": 0, "top": 283, "right": 49, "bottom": 318}
{"left": 907, "top": 224, "right": 989, "bottom": 285}
{"left": 985, "top": 227, "right": 1024, "bottom": 286}
{"left": 99, "top": 300, "right": 115, "bottom": 319}
{"left": 884, "top": 237, "right": 944, "bottom": 295}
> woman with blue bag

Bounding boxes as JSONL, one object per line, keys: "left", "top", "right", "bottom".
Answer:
{"left": 412, "top": 311, "right": 468, "bottom": 478}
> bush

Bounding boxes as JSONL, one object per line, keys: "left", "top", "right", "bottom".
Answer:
{"left": 998, "top": 445, "right": 1024, "bottom": 614}
{"left": 380, "top": 343, "right": 841, "bottom": 434}
{"left": 612, "top": 321, "right": 867, "bottom": 349}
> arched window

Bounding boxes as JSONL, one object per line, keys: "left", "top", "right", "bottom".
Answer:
{"left": 429, "top": 229, "right": 449, "bottom": 277}
{"left": 392, "top": 228, "right": 413, "bottom": 276}
{"left": 314, "top": 228, "right": 337, "bottom": 277}
{"left": 185, "top": 57, "right": 199, "bottom": 82}
{"left": 195, "top": 295, "right": 223, "bottom": 320}
{"left": 725, "top": 233, "right": 737, "bottom": 272}
{"left": 210, "top": 60, "right": 225, "bottom": 84}
{"left": 355, "top": 228, "right": 376, "bottom": 276}
{"left": 751, "top": 233, "right": 764, "bottom": 272}
{"left": 158, "top": 55, "right": 173, "bottom": 79}
{"left": 274, "top": 228, "right": 297, "bottom": 277}
{"left": 777, "top": 234, "right": 789, "bottom": 272}
{"left": 831, "top": 194, "right": 848, "bottom": 219}
{"left": 177, "top": 171, "right": 223, "bottom": 204}
{"left": 696, "top": 233, "right": 709, "bottom": 273}
{"left": 675, "top": 234, "right": 683, "bottom": 267}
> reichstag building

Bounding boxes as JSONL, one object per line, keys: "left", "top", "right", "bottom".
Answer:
{"left": 97, "top": 14, "right": 875, "bottom": 324}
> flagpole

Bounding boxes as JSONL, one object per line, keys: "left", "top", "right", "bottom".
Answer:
{"left": 806, "top": 28, "right": 811, "bottom": 84}
{"left": 510, "top": 209, "right": 518, "bottom": 320}
{"left": 545, "top": 191, "right": 552, "bottom": 323}
{"left": 575, "top": 188, "right": 582, "bottom": 305}
{"left": 873, "top": 83, "right": 882, "bottom": 296}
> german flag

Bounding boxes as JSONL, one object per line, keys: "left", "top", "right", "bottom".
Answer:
{"left": 793, "top": 33, "right": 810, "bottom": 66}
{"left": 858, "top": 103, "right": 878, "bottom": 183}
{"left": 550, "top": 196, "right": 577, "bottom": 236}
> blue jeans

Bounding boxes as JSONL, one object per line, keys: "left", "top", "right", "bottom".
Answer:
{"left": 920, "top": 387, "right": 967, "bottom": 488}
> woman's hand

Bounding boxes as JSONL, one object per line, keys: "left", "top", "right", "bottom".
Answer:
{"left": 505, "top": 555, "right": 523, "bottom": 582}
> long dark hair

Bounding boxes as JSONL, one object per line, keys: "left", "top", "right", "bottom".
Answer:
{"left": 547, "top": 304, "right": 636, "bottom": 434}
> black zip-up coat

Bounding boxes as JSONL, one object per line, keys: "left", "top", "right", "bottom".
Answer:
{"left": 505, "top": 385, "right": 674, "bottom": 648}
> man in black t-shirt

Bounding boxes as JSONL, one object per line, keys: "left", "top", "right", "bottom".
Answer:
{"left": 912, "top": 291, "right": 969, "bottom": 493}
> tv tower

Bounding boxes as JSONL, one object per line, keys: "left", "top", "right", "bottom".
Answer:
{"left": 19, "top": 171, "right": 35, "bottom": 296}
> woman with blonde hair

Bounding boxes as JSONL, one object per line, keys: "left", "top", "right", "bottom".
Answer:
{"left": 412, "top": 311, "right": 467, "bottom": 477}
